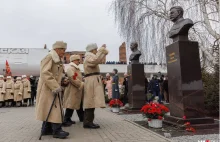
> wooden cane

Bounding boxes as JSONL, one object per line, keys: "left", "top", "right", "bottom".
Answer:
{"left": 39, "top": 93, "right": 57, "bottom": 140}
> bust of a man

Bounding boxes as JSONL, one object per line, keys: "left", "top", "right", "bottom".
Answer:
{"left": 169, "top": 6, "right": 193, "bottom": 42}
{"left": 129, "top": 42, "right": 141, "bottom": 64}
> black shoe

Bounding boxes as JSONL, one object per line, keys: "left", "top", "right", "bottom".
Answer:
{"left": 41, "top": 129, "right": 53, "bottom": 136}
{"left": 53, "top": 130, "right": 69, "bottom": 139}
{"left": 68, "top": 119, "right": 76, "bottom": 124}
{"left": 93, "top": 123, "right": 100, "bottom": 128}
{"left": 62, "top": 121, "right": 72, "bottom": 127}
{"left": 83, "top": 124, "right": 100, "bottom": 129}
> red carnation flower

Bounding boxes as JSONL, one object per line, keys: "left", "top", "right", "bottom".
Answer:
{"left": 183, "top": 116, "right": 186, "bottom": 120}
{"left": 158, "top": 116, "right": 163, "bottom": 120}
{"left": 184, "top": 122, "right": 190, "bottom": 126}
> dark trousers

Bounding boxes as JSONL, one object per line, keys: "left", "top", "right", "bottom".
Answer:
{"left": 23, "top": 98, "right": 29, "bottom": 106}
{"left": 64, "top": 102, "right": 84, "bottom": 121}
{"left": 41, "top": 121, "right": 62, "bottom": 133}
{"left": 0, "top": 101, "right": 4, "bottom": 107}
{"left": 6, "top": 99, "right": 13, "bottom": 107}
{"left": 16, "top": 101, "right": 22, "bottom": 107}
{"left": 84, "top": 108, "right": 95, "bottom": 125}
{"left": 123, "top": 90, "right": 128, "bottom": 105}
{"left": 30, "top": 91, "right": 36, "bottom": 105}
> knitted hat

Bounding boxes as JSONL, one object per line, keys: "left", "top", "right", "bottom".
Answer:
{"left": 7, "top": 76, "right": 11, "bottom": 79}
{"left": 70, "top": 55, "right": 80, "bottom": 62}
{"left": 86, "top": 43, "right": 98, "bottom": 52}
{"left": 52, "top": 41, "right": 67, "bottom": 49}
{"left": 17, "top": 77, "right": 21, "bottom": 80}
{"left": 22, "top": 75, "right": 27, "bottom": 78}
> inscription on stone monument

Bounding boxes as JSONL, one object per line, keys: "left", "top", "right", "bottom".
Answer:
{"left": 168, "top": 52, "right": 177, "bottom": 64}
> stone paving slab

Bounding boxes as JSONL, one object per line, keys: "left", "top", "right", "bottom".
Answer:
{"left": 0, "top": 107, "right": 171, "bottom": 142}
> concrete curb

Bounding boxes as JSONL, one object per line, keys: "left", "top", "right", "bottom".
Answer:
{"left": 124, "top": 119, "right": 173, "bottom": 142}
{"left": 104, "top": 108, "right": 172, "bottom": 142}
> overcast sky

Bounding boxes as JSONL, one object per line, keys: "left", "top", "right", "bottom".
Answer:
{"left": 0, "top": 0, "right": 123, "bottom": 61}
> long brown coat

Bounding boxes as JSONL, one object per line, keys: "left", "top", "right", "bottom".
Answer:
{"left": 83, "top": 47, "right": 108, "bottom": 109}
{"left": 14, "top": 81, "right": 23, "bottom": 102}
{"left": 35, "top": 49, "right": 64, "bottom": 123}
{"left": 0, "top": 80, "right": 6, "bottom": 102}
{"left": 22, "top": 79, "right": 31, "bottom": 99}
{"left": 63, "top": 62, "right": 83, "bottom": 110}
{"left": 5, "top": 80, "right": 14, "bottom": 100}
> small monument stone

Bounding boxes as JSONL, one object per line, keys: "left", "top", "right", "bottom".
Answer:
{"left": 127, "top": 42, "right": 145, "bottom": 109}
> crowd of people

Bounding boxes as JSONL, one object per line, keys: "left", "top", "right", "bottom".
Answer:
{"left": 102, "top": 72, "right": 169, "bottom": 106}
{"left": 0, "top": 75, "right": 38, "bottom": 107}
{"left": 0, "top": 41, "right": 169, "bottom": 140}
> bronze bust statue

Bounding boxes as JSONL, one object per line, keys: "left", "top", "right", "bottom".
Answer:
{"left": 129, "top": 42, "right": 141, "bottom": 64}
{"left": 169, "top": 6, "right": 193, "bottom": 42}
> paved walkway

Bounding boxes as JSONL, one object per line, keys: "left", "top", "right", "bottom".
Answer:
{"left": 0, "top": 107, "right": 171, "bottom": 142}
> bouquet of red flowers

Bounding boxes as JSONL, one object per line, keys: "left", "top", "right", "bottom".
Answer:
{"left": 140, "top": 102, "right": 169, "bottom": 120}
{"left": 73, "top": 72, "right": 78, "bottom": 80}
{"left": 109, "top": 99, "right": 123, "bottom": 107}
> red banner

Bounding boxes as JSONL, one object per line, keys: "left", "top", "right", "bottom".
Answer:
{"left": 5, "top": 60, "right": 12, "bottom": 76}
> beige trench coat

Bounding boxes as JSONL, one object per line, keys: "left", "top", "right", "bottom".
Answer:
{"left": 63, "top": 62, "right": 83, "bottom": 110}
{"left": 14, "top": 81, "right": 23, "bottom": 102}
{"left": 23, "top": 79, "right": 31, "bottom": 99}
{"left": 35, "top": 49, "right": 64, "bottom": 123}
{"left": 0, "top": 80, "right": 6, "bottom": 102}
{"left": 5, "top": 80, "right": 14, "bottom": 100}
{"left": 83, "top": 47, "right": 108, "bottom": 109}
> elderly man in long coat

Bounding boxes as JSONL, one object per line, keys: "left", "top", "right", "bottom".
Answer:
{"left": 83, "top": 43, "right": 108, "bottom": 129}
{"left": 35, "top": 41, "right": 69, "bottom": 139}
{"left": 14, "top": 77, "right": 23, "bottom": 107}
{"left": 22, "top": 75, "right": 31, "bottom": 107}
{"left": 5, "top": 76, "right": 14, "bottom": 107}
{"left": 0, "top": 75, "right": 6, "bottom": 107}
{"left": 63, "top": 55, "right": 84, "bottom": 126}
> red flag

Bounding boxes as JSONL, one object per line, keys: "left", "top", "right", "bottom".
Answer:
{"left": 5, "top": 60, "right": 11, "bottom": 76}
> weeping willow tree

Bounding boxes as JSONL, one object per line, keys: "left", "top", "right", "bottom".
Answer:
{"left": 111, "top": 0, "right": 219, "bottom": 70}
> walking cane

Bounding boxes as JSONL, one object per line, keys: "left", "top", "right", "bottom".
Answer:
{"left": 39, "top": 93, "right": 57, "bottom": 140}
{"left": 58, "top": 92, "right": 64, "bottom": 123}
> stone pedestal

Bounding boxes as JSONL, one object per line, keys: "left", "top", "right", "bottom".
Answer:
{"left": 163, "top": 40, "right": 218, "bottom": 129}
{"left": 127, "top": 64, "right": 145, "bottom": 109}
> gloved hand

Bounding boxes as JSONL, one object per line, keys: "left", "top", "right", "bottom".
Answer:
{"left": 52, "top": 87, "right": 63, "bottom": 95}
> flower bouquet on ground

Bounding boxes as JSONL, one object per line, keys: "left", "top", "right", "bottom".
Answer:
{"left": 109, "top": 99, "right": 123, "bottom": 113}
{"left": 140, "top": 102, "right": 169, "bottom": 128}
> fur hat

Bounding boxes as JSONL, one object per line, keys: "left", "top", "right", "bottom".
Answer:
{"left": 7, "top": 76, "right": 11, "bottom": 79}
{"left": 22, "top": 75, "right": 27, "bottom": 78}
{"left": 52, "top": 41, "right": 67, "bottom": 50}
{"left": 0, "top": 75, "right": 3, "bottom": 78}
{"left": 70, "top": 55, "right": 80, "bottom": 62}
{"left": 86, "top": 43, "right": 98, "bottom": 52}
{"left": 17, "top": 77, "right": 21, "bottom": 80}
